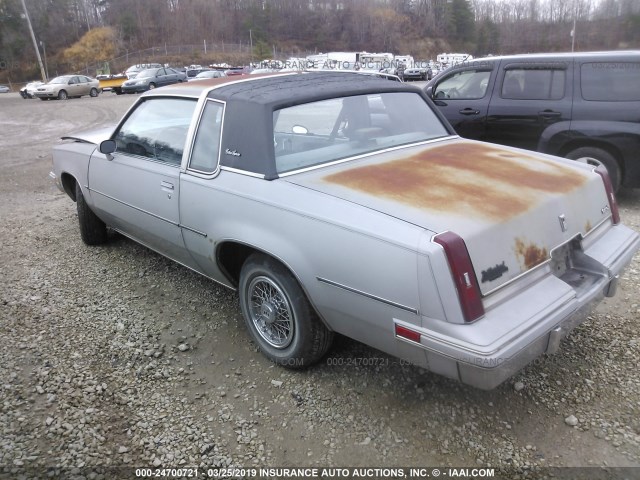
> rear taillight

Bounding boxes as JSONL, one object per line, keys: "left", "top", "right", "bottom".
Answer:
{"left": 433, "top": 231, "right": 485, "bottom": 323}
{"left": 594, "top": 165, "right": 620, "bottom": 225}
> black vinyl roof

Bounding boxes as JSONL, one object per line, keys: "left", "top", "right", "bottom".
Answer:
{"left": 206, "top": 72, "right": 433, "bottom": 179}
{"left": 209, "top": 71, "right": 415, "bottom": 108}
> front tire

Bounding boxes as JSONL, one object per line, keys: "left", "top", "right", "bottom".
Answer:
{"left": 57, "top": 90, "right": 68, "bottom": 100}
{"left": 90, "top": 87, "right": 99, "bottom": 97}
{"left": 566, "top": 146, "right": 622, "bottom": 192}
{"left": 148, "top": 83, "right": 156, "bottom": 90}
{"left": 75, "top": 183, "right": 107, "bottom": 245}
{"left": 239, "top": 254, "right": 333, "bottom": 368}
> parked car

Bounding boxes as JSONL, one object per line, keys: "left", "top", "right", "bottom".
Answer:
{"left": 188, "top": 70, "right": 227, "bottom": 81}
{"left": 225, "top": 66, "right": 251, "bottom": 76}
{"left": 121, "top": 67, "right": 186, "bottom": 93}
{"left": 124, "top": 63, "right": 163, "bottom": 79}
{"left": 0, "top": 85, "right": 10, "bottom": 93}
{"left": 186, "top": 67, "right": 209, "bottom": 78}
{"left": 403, "top": 65, "right": 431, "bottom": 81}
{"left": 50, "top": 72, "right": 639, "bottom": 389}
{"left": 19, "top": 81, "right": 44, "bottom": 98}
{"left": 34, "top": 75, "right": 100, "bottom": 100}
{"left": 424, "top": 50, "right": 640, "bottom": 191}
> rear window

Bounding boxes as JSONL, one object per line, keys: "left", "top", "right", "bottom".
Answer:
{"left": 581, "top": 62, "right": 640, "bottom": 101}
{"left": 273, "top": 92, "right": 448, "bottom": 174}
{"left": 501, "top": 68, "right": 565, "bottom": 100}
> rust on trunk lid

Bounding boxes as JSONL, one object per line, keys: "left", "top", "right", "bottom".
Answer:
{"left": 323, "top": 142, "right": 588, "bottom": 221}
{"left": 514, "top": 238, "right": 549, "bottom": 269}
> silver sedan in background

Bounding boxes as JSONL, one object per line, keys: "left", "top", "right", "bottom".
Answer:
{"left": 34, "top": 75, "right": 100, "bottom": 100}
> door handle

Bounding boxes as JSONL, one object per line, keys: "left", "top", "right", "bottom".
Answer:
{"left": 459, "top": 108, "right": 480, "bottom": 115}
{"left": 161, "top": 181, "right": 174, "bottom": 190}
{"left": 538, "top": 110, "right": 561, "bottom": 118}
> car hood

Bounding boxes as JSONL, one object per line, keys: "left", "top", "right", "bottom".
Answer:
{"left": 284, "top": 138, "right": 610, "bottom": 295}
{"left": 61, "top": 125, "right": 115, "bottom": 145}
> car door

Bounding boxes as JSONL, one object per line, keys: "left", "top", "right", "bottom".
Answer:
{"left": 87, "top": 96, "right": 200, "bottom": 268}
{"left": 159, "top": 67, "right": 175, "bottom": 86}
{"left": 66, "top": 76, "right": 82, "bottom": 97}
{"left": 164, "top": 68, "right": 179, "bottom": 85}
{"left": 429, "top": 63, "right": 495, "bottom": 140}
{"left": 484, "top": 60, "right": 573, "bottom": 151}
{"left": 77, "top": 76, "right": 91, "bottom": 96}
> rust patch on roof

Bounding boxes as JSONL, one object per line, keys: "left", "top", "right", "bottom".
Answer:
{"left": 323, "top": 141, "right": 588, "bottom": 221}
{"left": 515, "top": 238, "right": 548, "bottom": 269}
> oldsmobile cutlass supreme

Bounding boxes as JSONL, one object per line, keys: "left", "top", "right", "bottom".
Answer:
{"left": 50, "top": 72, "right": 640, "bottom": 389}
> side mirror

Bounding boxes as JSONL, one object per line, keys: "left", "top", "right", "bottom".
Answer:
{"left": 425, "top": 86, "right": 434, "bottom": 98}
{"left": 99, "top": 139, "right": 117, "bottom": 160}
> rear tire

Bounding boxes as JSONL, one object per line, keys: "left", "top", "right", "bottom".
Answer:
{"left": 57, "top": 90, "right": 68, "bottom": 100}
{"left": 75, "top": 183, "right": 108, "bottom": 245}
{"left": 239, "top": 254, "right": 333, "bottom": 368}
{"left": 566, "top": 146, "right": 622, "bottom": 192}
{"left": 148, "top": 83, "right": 156, "bottom": 90}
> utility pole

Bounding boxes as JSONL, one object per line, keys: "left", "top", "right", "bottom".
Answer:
{"left": 40, "top": 41, "right": 49, "bottom": 80}
{"left": 20, "top": 0, "right": 47, "bottom": 82}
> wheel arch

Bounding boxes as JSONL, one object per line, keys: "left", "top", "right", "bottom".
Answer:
{"left": 558, "top": 139, "right": 625, "bottom": 181}
{"left": 216, "top": 240, "right": 332, "bottom": 330}
{"left": 217, "top": 240, "right": 306, "bottom": 290}
{"left": 60, "top": 172, "right": 78, "bottom": 202}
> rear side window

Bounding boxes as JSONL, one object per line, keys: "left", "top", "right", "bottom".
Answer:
{"left": 189, "top": 100, "right": 225, "bottom": 173}
{"left": 581, "top": 62, "right": 640, "bottom": 101}
{"left": 501, "top": 68, "right": 565, "bottom": 100}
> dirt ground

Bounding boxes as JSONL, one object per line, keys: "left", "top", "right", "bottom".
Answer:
{"left": 1, "top": 92, "right": 639, "bottom": 480}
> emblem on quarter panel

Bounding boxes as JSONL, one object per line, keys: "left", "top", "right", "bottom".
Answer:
{"left": 481, "top": 261, "right": 509, "bottom": 283}
{"left": 225, "top": 148, "right": 241, "bottom": 157}
{"left": 558, "top": 214, "right": 567, "bottom": 232}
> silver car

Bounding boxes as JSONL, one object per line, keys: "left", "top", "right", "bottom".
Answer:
{"left": 50, "top": 73, "right": 640, "bottom": 389}
{"left": 35, "top": 75, "right": 100, "bottom": 100}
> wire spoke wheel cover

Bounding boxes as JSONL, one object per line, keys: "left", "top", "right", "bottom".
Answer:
{"left": 238, "top": 254, "right": 333, "bottom": 368}
{"left": 248, "top": 276, "right": 294, "bottom": 348}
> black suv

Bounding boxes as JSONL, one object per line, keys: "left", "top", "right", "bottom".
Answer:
{"left": 425, "top": 51, "right": 640, "bottom": 191}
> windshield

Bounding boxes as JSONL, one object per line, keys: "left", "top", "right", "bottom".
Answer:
{"left": 273, "top": 92, "right": 449, "bottom": 174}
{"left": 137, "top": 69, "right": 158, "bottom": 78}
{"left": 49, "top": 76, "right": 69, "bottom": 84}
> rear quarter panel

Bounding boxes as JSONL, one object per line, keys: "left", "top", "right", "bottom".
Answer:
{"left": 179, "top": 170, "right": 445, "bottom": 360}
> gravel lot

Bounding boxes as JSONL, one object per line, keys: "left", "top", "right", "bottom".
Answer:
{"left": 1, "top": 92, "right": 639, "bottom": 479}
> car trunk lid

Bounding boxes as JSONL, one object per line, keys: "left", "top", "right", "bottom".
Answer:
{"left": 284, "top": 138, "right": 611, "bottom": 295}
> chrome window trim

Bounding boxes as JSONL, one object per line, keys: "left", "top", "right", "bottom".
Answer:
{"left": 184, "top": 98, "right": 227, "bottom": 179}
{"left": 112, "top": 151, "right": 183, "bottom": 168}
{"left": 277, "top": 135, "right": 459, "bottom": 177}
{"left": 317, "top": 277, "right": 419, "bottom": 315}
{"left": 219, "top": 166, "right": 266, "bottom": 179}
